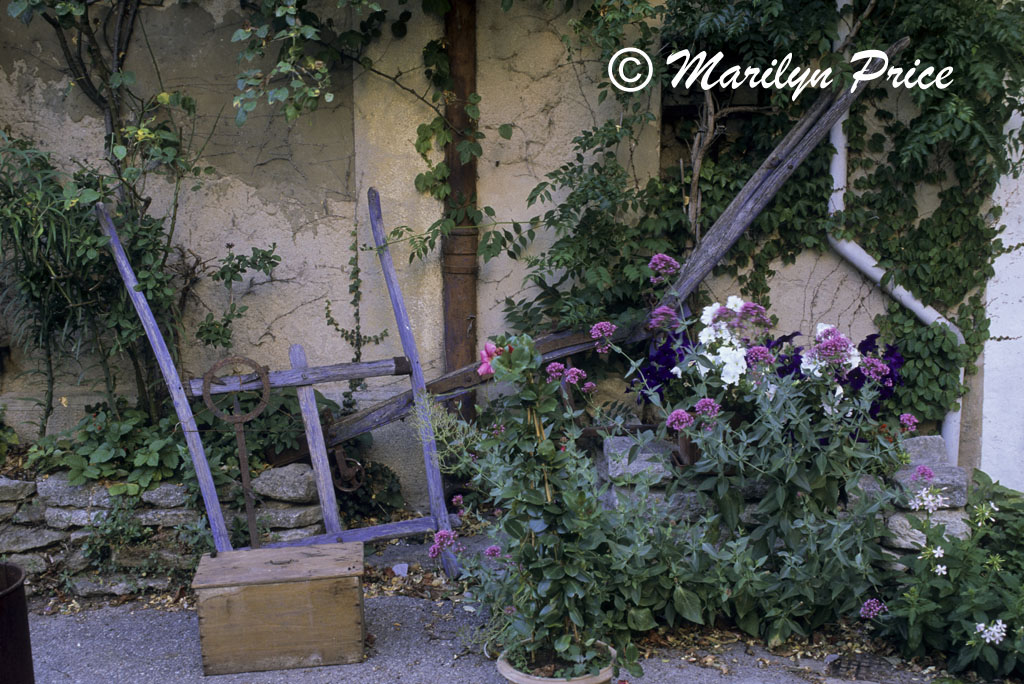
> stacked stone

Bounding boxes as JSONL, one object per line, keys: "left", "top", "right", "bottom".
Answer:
{"left": 597, "top": 435, "right": 972, "bottom": 554}
{"left": 882, "top": 435, "right": 970, "bottom": 551}
{"left": 0, "top": 463, "right": 327, "bottom": 597}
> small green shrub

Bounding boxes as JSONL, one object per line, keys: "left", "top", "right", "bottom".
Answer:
{"left": 0, "top": 405, "right": 19, "bottom": 467}
{"left": 869, "top": 471, "right": 1024, "bottom": 678}
{"left": 81, "top": 496, "right": 151, "bottom": 574}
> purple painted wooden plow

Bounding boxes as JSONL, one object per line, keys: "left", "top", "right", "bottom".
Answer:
{"left": 94, "top": 188, "right": 459, "bottom": 577}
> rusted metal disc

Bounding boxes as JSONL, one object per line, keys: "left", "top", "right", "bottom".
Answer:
{"left": 201, "top": 356, "right": 271, "bottom": 424}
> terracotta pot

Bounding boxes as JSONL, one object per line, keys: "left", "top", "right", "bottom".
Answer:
{"left": 496, "top": 642, "right": 617, "bottom": 684}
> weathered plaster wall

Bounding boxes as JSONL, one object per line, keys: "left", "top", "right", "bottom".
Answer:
{"left": 0, "top": 2, "right": 656, "bottom": 508}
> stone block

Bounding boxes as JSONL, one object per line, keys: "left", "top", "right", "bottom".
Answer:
{"left": 601, "top": 437, "right": 674, "bottom": 485}
{"left": 0, "top": 525, "right": 68, "bottom": 553}
{"left": 12, "top": 500, "right": 45, "bottom": 524}
{"left": 68, "top": 574, "right": 170, "bottom": 597}
{"left": 0, "top": 502, "right": 17, "bottom": 522}
{"left": 884, "top": 509, "right": 970, "bottom": 550}
{"left": 902, "top": 436, "right": 949, "bottom": 468}
{"left": 113, "top": 546, "right": 195, "bottom": 571}
{"left": 256, "top": 502, "right": 323, "bottom": 529}
{"left": 0, "top": 477, "right": 35, "bottom": 501}
{"left": 141, "top": 483, "right": 188, "bottom": 508}
{"left": 252, "top": 463, "right": 318, "bottom": 503}
{"left": 6, "top": 553, "right": 47, "bottom": 574}
{"left": 36, "top": 472, "right": 111, "bottom": 508}
{"left": 268, "top": 523, "right": 326, "bottom": 543}
{"left": 894, "top": 464, "right": 968, "bottom": 508}
{"left": 44, "top": 507, "right": 108, "bottom": 529}
{"left": 135, "top": 509, "right": 200, "bottom": 528}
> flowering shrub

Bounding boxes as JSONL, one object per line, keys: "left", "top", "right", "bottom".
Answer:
{"left": 460, "top": 334, "right": 639, "bottom": 677}
{"left": 866, "top": 471, "right": 1024, "bottom": 678}
{"left": 612, "top": 296, "right": 911, "bottom": 645}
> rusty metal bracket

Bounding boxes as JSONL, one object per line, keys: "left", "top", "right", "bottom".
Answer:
{"left": 202, "top": 356, "right": 271, "bottom": 549}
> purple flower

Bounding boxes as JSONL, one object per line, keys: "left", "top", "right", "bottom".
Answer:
{"left": 861, "top": 357, "right": 890, "bottom": 382}
{"left": 746, "top": 345, "right": 775, "bottom": 366}
{"left": 911, "top": 465, "right": 934, "bottom": 483}
{"left": 900, "top": 413, "right": 919, "bottom": 433}
{"left": 451, "top": 494, "right": 463, "bottom": 507}
{"left": 666, "top": 409, "right": 694, "bottom": 431}
{"left": 484, "top": 545, "right": 502, "bottom": 558}
{"left": 582, "top": 381, "right": 597, "bottom": 394}
{"left": 564, "top": 367, "right": 587, "bottom": 385}
{"left": 860, "top": 598, "right": 888, "bottom": 619}
{"left": 546, "top": 362, "right": 565, "bottom": 383}
{"left": 648, "top": 305, "right": 680, "bottom": 330}
{"left": 590, "top": 321, "right": 617, "bottom": 353}
{"left": 648, "top": 253, "right": 680, "bottom": 284}
{"left": 694, "top": 398, "right": 721, "bottom": 419}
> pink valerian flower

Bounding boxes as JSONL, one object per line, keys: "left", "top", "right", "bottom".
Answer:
{"left": 564, "top": 367, "right": 587, "bottom": 385}
{"left": 451, "top": 494, "right": 463, "bottom": 508}
{"left": 900, "top": 413, "right": 919, "bottom": 433}
{"left": 666, "top": 409, "right": 694, "bottom": 431}
{"left": 745, "top": 345, "right": 775, "bottom": 366}
{"left": 590, "top": 321, "right": 617, "bottom": 353}
{"left": 694, "top": 397, "right": 721, "bottom": 419}
{"left": 709, "top": 299, "right": 771, "bottom": 343}
{"left": 428, "top": 529, "right": 458, "bottom": 559}
{"left": 647, "top": 305, "right": 680, "bottom": 330}
{"left": 861, "top": 357, "right": 891, "bottom": 382}
{"left": 860, "top": 598, "right": 888, "bottom": 619}
{"left": 484, "top": 545, "right": 502, "bottom": 558}
{"left": 546, "top": 362, "right": 565, "bottom": 383}
{"left": 648, "top": 253, "right": 680, "bottom": 285}
{"left": 910, "top": 465, "right": 934, "bottom": 483}
{"left": 581, "top": 381, "right": 597, "bottom": 394}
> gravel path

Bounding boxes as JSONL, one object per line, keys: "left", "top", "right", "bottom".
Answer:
{"left": 24, "top": 595, "right": 910, "bottom": 684}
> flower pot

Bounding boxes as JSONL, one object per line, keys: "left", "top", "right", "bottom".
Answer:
{"left": 0, "top": 562, "right": 35, "bottom": 684}
{"left": 496, "top": 642, "right": 616, "bottom": 684}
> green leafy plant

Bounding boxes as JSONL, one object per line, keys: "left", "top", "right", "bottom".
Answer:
{"left": 0, "top": 405, "right": 19, "bottom": 466}
{"left": 460, "top": 334, "right": 638, "bottom": 678}
{"left": 195, "top": 244, "right": 282, "bottom": 350}
{"left": 80, "top": 495, "right": 152, "bottom": 574}
{"left": 869, "top": 471, "right": 1024, "bottom": 678}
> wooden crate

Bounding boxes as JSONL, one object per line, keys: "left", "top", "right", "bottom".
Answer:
{"left": 191, "top": 542, "right": 364, "bottom": 675}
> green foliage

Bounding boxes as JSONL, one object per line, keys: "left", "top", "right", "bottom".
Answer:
{"left": 462, "top": 334, "right": 637, "bottom": 678}
{"left": 876, "top": 472, "right": 1024, "bottom": 678}
{"left": 195, "top": 244, "right": 281, "bottom": 350}
{"left": 26, "top": 400, "right": 186, "bottom": 496}
{"left": 336, "top": 459, "right": 405, "bottom": 522}
{"left": 80, "top": 495, "right": 151, "bottom": 574}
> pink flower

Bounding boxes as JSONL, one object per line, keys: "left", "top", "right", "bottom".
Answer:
{"left": 666, "top": 409, "right": 694, "bottom": 431}
{"left": 694, "top": 398, "right": 721, "bottom": 419}
{"left": 480, "top": 342, "right": 500, "bottom": 364}
{"left": 546, "top": 362, "right": 565, "bottom": 382}
{"left": 911, "top": 465, "right": 934, "bottom": 483}
{"left": 564, "top": 367, "right": 587, "bottom": 385}
{"left": 451, "top": 494, "right": 463, "bottom": 507}
{"left": 900, "top": 413, "right": 919, "bottom": 433}
{"left": 484, "top": 545, "right": 502, "bottom": 558}
{"left": 477, "top": 361, "right": 494, "bottom": 378}
{"left": 648, "top": 305, "right": 680, "bottom": 330}
{"left": 860, "top": 598, "right": 888, "bottom": 619}
{"left": 590, "top": 321, "right": 617, "bottom": 354}
{"left": 648, "top": 253, "right": 681, "bottom": 285}
{"left": 582, "top": 381, "right": 597, "bottom": 394}
{"left": 745, "top": 345, "right": 775, "bottom": 366}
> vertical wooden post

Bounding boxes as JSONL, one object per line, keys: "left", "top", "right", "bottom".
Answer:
{"left": 367, "top": 188, "right": 459, "bottom": 578}
{"left": 442, "top": 0, "right": 478, "bottom": 416}
{"left": 94, "top": 203, "right": 232, "bottom": 552}
{"left": 289, "top": 344, "right": 343, "bottom": 536}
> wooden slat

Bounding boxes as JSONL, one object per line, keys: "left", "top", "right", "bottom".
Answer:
{"left": 289, "top": 344, "right": 343, "bottom": 536}
{"left": 259, "top": 516, "right": 441, "bottom": 549}
{"left": 184, "top": 357, "right": 411, "bottom": 397}
{"left": 95, "top": 204, "right": 232, "bottom": 552}
{"left": 192, "top": 542, "right": 363, "bottom": 589}
{"left": 367, "top": 188, "right": 459, "bottom": 578}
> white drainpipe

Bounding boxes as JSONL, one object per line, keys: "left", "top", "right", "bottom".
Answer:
{"left": 826, "top": 17, "right": 963, "bottom": 463}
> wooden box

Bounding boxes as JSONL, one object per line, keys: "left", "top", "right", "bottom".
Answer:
{"left": 191, "top": 542, "right": 365, "bottom": 675}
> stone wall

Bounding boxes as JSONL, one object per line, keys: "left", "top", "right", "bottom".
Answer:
{"left": 0, "top": 464, "right": 330, "bottom": 597}
{"left": 597, "top": 434, "right": 972, "bottom": 555}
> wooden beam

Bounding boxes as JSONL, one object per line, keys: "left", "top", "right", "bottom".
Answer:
{"left": 94, "top": 203, "right": 232, "bottom": 552}
{"left": 367, "top": 188, "right": 460, "bottom": 578}
{"left": 185, "top": 357, "right": 411, "bottom": 397}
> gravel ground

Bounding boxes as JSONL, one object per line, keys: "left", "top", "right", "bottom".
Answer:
{"left": 24, "top": 594, "right": 924, "bottom": 684}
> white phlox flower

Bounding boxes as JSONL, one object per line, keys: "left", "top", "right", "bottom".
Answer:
{"left": 726, "top": 295, "right": 745, "bottom": 312}
{"left": 934, "top": 564, "right": 947, "bottom": 576}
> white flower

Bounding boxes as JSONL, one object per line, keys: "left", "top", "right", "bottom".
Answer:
{"left": 698, "top": 326, "right": 718, "bottom": 346}
{"left": 847, "top": 348, "right": 861, "bottom": 370}
{"left": 910, "top": 487, "right": 947, "bottom": 514}
{"left": 726, "top": 295, "right": 745, "bottom": 312}
{"left": 976, "top": 623, "right": 987, "bottom": 634}
{"left": 700, "top": 303, "right": 720, "bottom": 326}
{"left": 765, "top": 383, "right": 778, "bottom": 401}
{"left": 800, "top": 355, "right": 824, "bottom": 378}
{"left": 816, "top": 322, "right": 836, "bottom": 338}
{"left": 670, "top": 366, "right": 683, "bottom": 379}
{"left": 934, "top": 546, "right": 944, "bottom": 559}
{"left": 934, "top": 564, "right": 947, "bottom": 576}
{"left": 977, "top": 620, "right": 1007, "bottom": 645}
{"left": 715, "top": 345, "right": 748, "bottom": 386}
